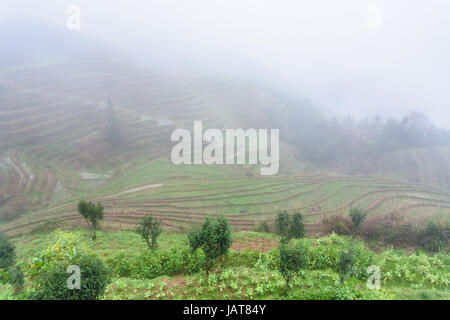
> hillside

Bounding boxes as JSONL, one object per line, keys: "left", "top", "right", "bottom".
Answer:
{"left": 0, "top": 23, "right": 449, "bottom": 236}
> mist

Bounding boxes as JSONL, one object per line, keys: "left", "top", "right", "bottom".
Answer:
{"left": 1, "top": 0, "right": 450, "bottom": 127}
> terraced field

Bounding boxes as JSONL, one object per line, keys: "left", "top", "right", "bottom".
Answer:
{"left": 1, "top": 56, "right": 449, "bottom": 237}
{"left": 1, "top": 156, "right": 450, "bottom": 237}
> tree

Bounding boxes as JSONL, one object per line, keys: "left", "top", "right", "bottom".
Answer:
{"left": 106, "top": 98, "right": 122, "bottom": 146}
{"left": 188, "top": 216, "right": 232, "bottom": 274}
{"left": 279, "top": 241, "right": 308, "bottom": 293}
{"left": 275, "top": 211, "right": 291, "bottom": 243}
{"left": 289, "top": 211, "right": 305, "bottom": 239}
{"left": 77, "top": 200, "right": 104, "bottom": 240}
{"left": 0, "top": 232, "right": 15, "bottom": 270}
{"left": 135, "top": 215, "right": 162, "bottom": 250}
{"left": 349, "top": 208, "right": 367, "bottom": 235}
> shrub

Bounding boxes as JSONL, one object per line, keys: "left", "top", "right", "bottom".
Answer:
{"left": 338, "top": 245, "right": 356, "bottom": 284}
{"left": 321, "top": 214, "right": 352, "bottom": 235}
{"left": 275, "top": 211, "right": 291, "bottom": 242}
{"left": 0, "top": 232, "right": 15, "bottom": 270}
{"left": 77, "top": 199, "right": 104, "bottom": 240}
{"left": 108, "top": 246, "right": 206, "bottom": 279}
{"left": 349, "top": 208, "right": 367, "bottom": 234}
{"left": 188, "top": 216, "right": 232, "bottom": 274}
{"left": 361, "top": 212, "right": 419, "bottom": 244}
{"left": 254, "top": 221, "right": 274, "bottom": 233}
{"left": 9, "top": 265, "right": 24, "bottom": 294}
{"left": 419, "top": 221, "right": 449, "bottom": 253}
{"left": 279, "top": 240, "right": 309, "bottom": 291}
{"left": 29, "top": 231, "right": 110, "bottom": 300}
{"left": 135, "top": 215, "right": 162, "bottom": 250}
{"left": 289, "top": 212, "right": 305, "bottom": 239}
{"left": 30, "top": 254, "right": 110, "bottom": 300}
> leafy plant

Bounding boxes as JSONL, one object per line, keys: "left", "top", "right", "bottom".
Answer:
{"left": 188, "top": 216, "right": 232, "bottom": 274}
{"left": 289, "top": 212, "right": 305, "bottom": 239}
{"left": 135, "top": 215, "right": 162, "bottom": 250}
{"left": 0, "top": 232, "right": 15, "bottom": 270}
{"left": 28, "top": 231, "right": 110, "bottom": 300}
{"left": 77, "top": 199, "right": 104, "bottom": 240}
{"left": 349, "top": 208, "right": 367, "bottom": 234}
{"left": 279, "top": 240, "right": 308, "bottom": 292}
{"left": 275, "top": 211, "right": 291, "bottom": 242}
{"left": 338, "top": 244, "right": 356, "bottom": 284}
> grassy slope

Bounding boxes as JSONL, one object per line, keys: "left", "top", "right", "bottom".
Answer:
{"left": 1, "top": 229, "right": 448, "bottom": 300}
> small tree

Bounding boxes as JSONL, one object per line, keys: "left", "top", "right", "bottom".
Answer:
{"left": 135, "top": 215, "right": 162, "bottom": 250}
{"left": 289, "top": 211, "right": 305, "bottom": 239}
{"left": 188, "top": 216, "right": 232, "bottom": 274}
{"left": 77, "top": 200, "right": 104, "bottom": 240}
{"left": 279, "top": 240, "right": 308, "bottom": 293}
{"left": 0, "top": 232, "right": 15, "bottom": 270}
{"left": 275, "top": 211, "right": 291, "bottom": 243}
{"left": 349, "top": 208, "right": 367, "bottom": 234}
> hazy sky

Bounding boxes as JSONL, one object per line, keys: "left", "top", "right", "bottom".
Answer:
{"left": 1, "top": 0, "right": 450, "bottom": 127}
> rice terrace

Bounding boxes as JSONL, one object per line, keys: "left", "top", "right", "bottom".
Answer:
{"left": 0, "top": 1, "right": 449, "bottom": 305}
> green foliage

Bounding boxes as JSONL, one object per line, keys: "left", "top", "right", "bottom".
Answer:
{"left": 28, "top": 231, "right": 110, "bottom": 300}
{"left": 279, "top": 240, "right": 309, "bottom": 291}
{"left": 0, "top": 232, "right": 15, "bottom": 270}
{"left": 135, "top": 215, "right": 162, "bottom": 250}
{"left": 77, "top": 199, "right": 104, "bottom": 240}
{"left": 275, "top": 211, "right": 291, "bottom": 242}
{"left": 275, "top": 211, "right": 305, "bottom": 242}
{"left": 289, "top": 212, "right": 305, "bottom": 239}
{"left": 349, "top": 208, "right": 367, "bottom": 234}
{"left": 377, "top": 249, "right": 450, "bottom": 289}
{"left": 188, "top": 216, "right": 232, "bottom": 273}
{"left": 338, "top": 245, "right": 356, "bottom": 284}
{"left": 419, "top": 221, "right": 449, "bottom": 253}
{"left": 9, "top": 265, "right": 24, "bottom": 294}
{"left": 29, "top": 254, "right": 110, "bottom": 300}
{"left": 108, "top": 246, "right": 205, "bottom": 279}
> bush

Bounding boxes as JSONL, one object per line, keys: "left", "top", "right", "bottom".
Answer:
{"left": 254, "top": 221, "right": 274, "bottom": 233}
{"left": 361, "top": 212, "right": 421, "bottom": 245}
{"left": 135, "top": 215, "right": 162, "bottom": 250}
{"left": 419, "top": 221, "right": 449, "bottom": 253}
{"left": 0, "top": 232, "right": 15, "bottom": 270}
{"left": 279, "top": 240, "right": 309, "bottom": 291}
{"left": 9, "top": 265, "right": 24, "bottom": 294}
{"left": 275, "top": 211, "right": 291, "bottom": 241}
{"left": 28, "top": 231, "right": 110, "bottom": 300}
{"left": 321, "top": 214, "right": 352, "bottom": 235}
{"left": 338, "top": 245, "right": 356, "bottom": 284}
{"left": 29, "top": 254, "right": 110, "bottom": 300}
{"left": 289, "top": 212, "right": 305, "bottom": 239}
{"left": 349, "top": 208, "right": 367, "bottom": 234}
{"left": 188, "top": 216, "right": 232, "bottom": 273}
{"left": 108, "top": 246, "right": 206, "bottom": 279}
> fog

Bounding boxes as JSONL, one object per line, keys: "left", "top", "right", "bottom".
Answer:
{"left": 2, "top": 0, "right": 450, "bottom": 127}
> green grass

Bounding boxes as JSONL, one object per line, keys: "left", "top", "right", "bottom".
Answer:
{"left": 3, "top": 229, "right": 448, "bottom": 300}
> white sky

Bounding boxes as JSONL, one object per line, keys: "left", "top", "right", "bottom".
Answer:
{"left": 1, "top": 0, "right": 450, "bottom": 127}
